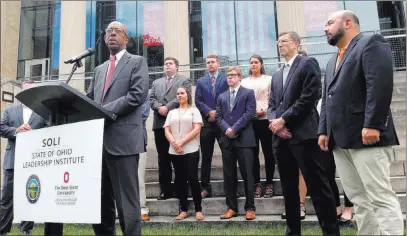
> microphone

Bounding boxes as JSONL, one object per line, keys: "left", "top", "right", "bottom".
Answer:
{"left": 64, "top": 48, "right": 95, "bottom": 64}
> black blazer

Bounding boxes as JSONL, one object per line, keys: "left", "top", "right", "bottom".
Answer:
{"left": 268, "top": 56, "right": 322, "bottom": 147}
{"left": 318, "top": 33, "right": 399, "bottom": 149}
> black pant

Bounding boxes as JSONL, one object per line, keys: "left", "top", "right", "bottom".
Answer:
{"left": 252, "top": 119, "right": 276, "bottom": 184}
{"left": 220, "top": 139, "right": 255, "bottom": 212}
{"left": 154, "top": 128, "right": 173, "bottom": 196}
{"left": 199, "top": 124, "right": 221, "bottom": 191}
{"left": 321, "top": 150, "right": 354, "bottom": 208}
{"left": 275, "top": 139, "right": 339, "bottom": 236}
{"left": 92, "top": 148, "right": 141, "bottom": 236}
{"left": 0, "top": 170, "right": 34, "bottom": 234}
{"left": 171, "top": 151, "right": 202, "bottom": 212}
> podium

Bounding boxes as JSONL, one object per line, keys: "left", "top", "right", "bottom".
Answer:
{"left": 15, "top": 81, "right": 116, "bottom": 125}
{"left": 15, "top": 80, "right": 116, "bottom": 236}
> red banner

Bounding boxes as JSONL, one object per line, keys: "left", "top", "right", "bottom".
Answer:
{"left": 143, "top": 2, "right": 164, "bottom": 46}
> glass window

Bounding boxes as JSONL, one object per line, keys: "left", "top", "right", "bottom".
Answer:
{"left": 86, "top": 1, "right": 164, "bottom": 85}
{"left": 18, "top": 1, "right": 60, "bottom": 80}
{"left": 344, "top": 1, "right": 380, "bottom": 32}
{"left": 235, "top": 1, "right": 278, "bottom": 76}
{"left": 189, "top": 1, "right": 279, "bottom": 78}
{"left": 199, "top": 1, "right": 237, "bottom": 64}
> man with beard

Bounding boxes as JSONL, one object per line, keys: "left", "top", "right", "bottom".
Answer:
{"left": 319, "top": 10, "right": 403, "bottom": 235}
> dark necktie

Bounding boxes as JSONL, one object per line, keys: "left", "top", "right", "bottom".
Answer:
{"left": 211, "top": 76, "right": 216, "bottom": 97}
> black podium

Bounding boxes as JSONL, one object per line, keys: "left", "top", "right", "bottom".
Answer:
{"left": 15, "top": 80, "right": 116, "bottom": 236}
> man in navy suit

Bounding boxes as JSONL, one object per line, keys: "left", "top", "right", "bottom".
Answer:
{"left": 268, "top": 31, "right": 339, "bottom": 236}
{"left": 195, "top": 55, "right": 228, "bottom": 198}
{"left": 216, "top": 66, "right": 257, "bottom": 221}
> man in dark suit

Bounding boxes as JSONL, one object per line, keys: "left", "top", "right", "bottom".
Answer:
{"left": 216, "top": 66, "right": 256, "bottom": 221}
{"left": 319, "top": 10, "right": 403, "bottom": 235}
{"left": 268, "top": 31, "right": 339, "bottom": 236}
{"left": 195, "top": 54, "right": 228, "bottom": 198}
{"left": 0, "top": 80, "right": 46, "bottom": 236}
{"left": 149, "top": 57, "right": 192, "bottom": 200}
{"left": 86, "top": 21, "right": 149, "bottom": 236}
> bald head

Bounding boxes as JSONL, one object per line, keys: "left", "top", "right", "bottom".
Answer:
{"left": 104, "top": 21, "right": 129, "bottom": 55}
{"left": 107, "top": 21, "right": 129, "bottom": 36}
{"left": 330, "top": 10, "right": 360, "bottom": 27}
{"left": 325, "top": 10, "right": 360, "bottom": 47}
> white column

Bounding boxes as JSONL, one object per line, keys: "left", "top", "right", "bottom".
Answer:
{"left": 58, "top": 1, "right": 87, "bottom": 92}
{"left": 163, "top": 1, "right": 191, "bottom": 75}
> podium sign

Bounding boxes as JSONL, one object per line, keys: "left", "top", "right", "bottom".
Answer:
{"left": 14, "top": 119, "right": 104, "bottom": 224}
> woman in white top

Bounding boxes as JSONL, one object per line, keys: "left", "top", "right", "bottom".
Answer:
{"left": 241, "top": 54, "right": 276, "bottom": 199}
{"left": 164, "top": 87, "right": 204, "bottom": 221}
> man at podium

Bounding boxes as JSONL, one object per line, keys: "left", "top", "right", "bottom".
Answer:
{"left": 86, "top": 21, "right": 149, "bottom": 236}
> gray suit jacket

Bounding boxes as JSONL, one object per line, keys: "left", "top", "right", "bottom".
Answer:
{"left": 149, "top": 74, "right": 192, "bottom": 130}
{"left": 87, "top": 51, "right": 149, "bottom": 156}
{"left": 0, "top": 104, "right": 47, "bottom": 169}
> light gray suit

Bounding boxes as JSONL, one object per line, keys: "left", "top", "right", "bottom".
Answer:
{"left": 149, "top": 74, "right": 191, "bottom": 197}
{"left": 0, "top": 103, "right": 47, "bottom": 234}
{"left": 149, "top": 74, "right": 192, "bottom": 130}
{"left": 87, "top": 50, "right": 149, "bottom": 236}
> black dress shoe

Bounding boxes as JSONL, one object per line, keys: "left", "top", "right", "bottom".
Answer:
{"left": 338, "top": 216, "right": 353, "bottom": 227}
{"left": 157, "top": 192, "right": 168, "bottom": 200}
{"left": 22, "top": 231, "right": 31, "bottom": 236}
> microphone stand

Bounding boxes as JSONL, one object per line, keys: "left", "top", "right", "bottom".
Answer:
{"left": 65, "top": 31, "right": 103, "bottom": 85}
{"left": 65, "top": 60, "right": 83, "bottom": 84}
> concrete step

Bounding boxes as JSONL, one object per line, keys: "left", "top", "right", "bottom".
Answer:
{"left": 144, "top": 161, "right": 406, "bottom": 183}
{"left": 141, "top": 214, "right": 406, "bottom": 227}
{"left": 391, "top": 100, "right": 406, "bottom": 110}
{"left": 146, "top": 194, "right": 406, "bottom": 216}
{"left": 144, "top": 176, "right": 406, "bottom": 198}
{"left": 146, "top": 147, "right": 406, "bottom": 168}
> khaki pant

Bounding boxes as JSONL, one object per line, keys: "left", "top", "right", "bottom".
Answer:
{"left": 333, "top": 146, "right": 403, "bottom": 235}
{"left": 138, "top": 152, "right": 148, "bottom": 214}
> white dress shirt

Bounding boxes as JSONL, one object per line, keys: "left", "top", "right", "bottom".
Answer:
{"left": 22, "top": 104, "right": 33, "bottom": 124}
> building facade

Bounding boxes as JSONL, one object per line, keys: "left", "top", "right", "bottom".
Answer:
{"left": 1, "top": 1, "right": 406, "bottom": 86}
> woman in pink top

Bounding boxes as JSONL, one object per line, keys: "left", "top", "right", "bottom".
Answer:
{"left": 164, "top": 87, "right": 204, "bottom": 221}
{"left": 241, "top": 54, "right": 276, "bottom": 199}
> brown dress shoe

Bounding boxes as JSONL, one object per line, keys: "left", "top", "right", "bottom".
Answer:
{"left": 245, "top": 211, "right": 256, "bottom": 220}
{"left": 220, "top": 209, "right": 237, "bottom": 219}
{"left": 196, "top": 211, "right": 204, "bottom": 221}
{"left": 175, "top": 211, "right": 189, "bottom": 220}
{"left": 141, "top": 214, "right": 150, "bottom": 221}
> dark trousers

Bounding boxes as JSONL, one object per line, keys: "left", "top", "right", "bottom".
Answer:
{"left": 220, "top": 139, "right": 255, "bottom": 212}
{"left": 252, "top": 120, "right": 276, "bottom": 184}
{"left": 154, "top": 128, "right": 173, "bottom": 196}
{"left": 92, "top": 148, "right": 141, "bottom": 236}
{"left": 171, "top": 151, "right": 202, "bottom": 212}
{"left": 199, "top": 124, "right": 221, "bottom": 191}
{"left": 275, "top": 139, "right": 339, "bottom": 236}
{"left": 0, "top": 170, "right": 34, "bottom": 234}
{"left": 321, "top": 150, "right": 354, "bottom": 208}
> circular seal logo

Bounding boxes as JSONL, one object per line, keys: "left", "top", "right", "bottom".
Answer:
{"left": 26, "top": 175, "right": 41, "bottom": 204}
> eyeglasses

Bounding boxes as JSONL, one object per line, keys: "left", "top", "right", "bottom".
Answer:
{"left": 105, "top": 28, "right": 128, "bottom": 36}
{"left": 276, "top": 39, "right": 294, "bottom": 45}
{"left": 227, "top": 73, "right": 238, "bottom": 77}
